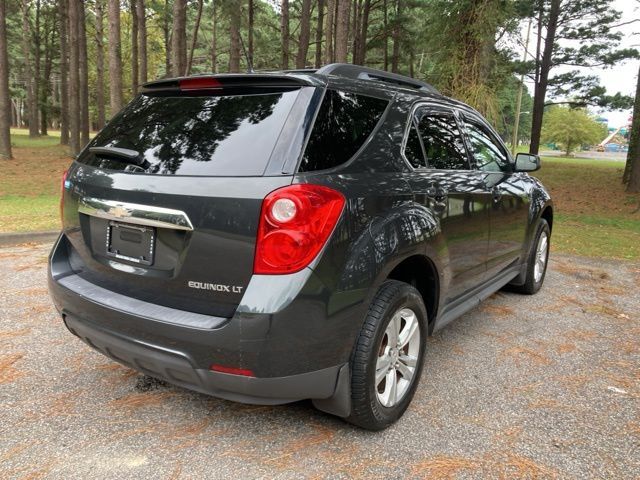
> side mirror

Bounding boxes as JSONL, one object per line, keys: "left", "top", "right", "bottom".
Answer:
{"left": 514, "top": 153, "right": 541, "bottom": 172}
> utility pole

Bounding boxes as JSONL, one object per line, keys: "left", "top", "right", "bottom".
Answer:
{"left": 512, "top": 19, "right": 532, "bottom": 156}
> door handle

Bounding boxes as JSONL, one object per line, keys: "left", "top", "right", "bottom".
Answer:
{"left": 426, "top": 184, "right": 448, "bottom": 203}
{"left": 492, "top": 187, "right": 503, "bottom": 203}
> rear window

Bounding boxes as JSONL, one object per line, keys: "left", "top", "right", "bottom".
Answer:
{"left": 78, "top": 90, "right": 300, "bottom": 176}
{"left": 298, "top": 90, "right": 388, "bottom": 172}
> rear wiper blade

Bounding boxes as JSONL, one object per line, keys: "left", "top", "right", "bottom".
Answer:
{"left": 89, "top": 146, "right": 144, "bottom": 166}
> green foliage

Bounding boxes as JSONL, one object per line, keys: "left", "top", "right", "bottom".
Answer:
{"left": 541, "top": 107, "right": 606, "bottom": 155}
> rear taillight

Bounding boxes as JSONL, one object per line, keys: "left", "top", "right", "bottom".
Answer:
{"left": 254, "top": 184, "right": 345, "bottom": 275}
{"left": 60, "top": 170, "right": 68, "bottom": 226}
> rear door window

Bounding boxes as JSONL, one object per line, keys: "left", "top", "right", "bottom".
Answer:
{"left": 77, "top": 90, "right": 300, "bottom": 176}
{"left": 415, "top": 110, "right": 469, "bottom": 170}
{"left": 298, "top": 89, "right": 388, "bottom": 172}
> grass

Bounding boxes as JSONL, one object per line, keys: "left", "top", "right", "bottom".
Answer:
{"left": 0, "top": 135, "right": 638, "bottom": 260}
{"left": 534, "top": 156, "right": 640, "bottom": 260}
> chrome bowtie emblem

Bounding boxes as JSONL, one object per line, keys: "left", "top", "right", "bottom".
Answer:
{"left": 107, "top": 205, "right": 131, "bottom": 219}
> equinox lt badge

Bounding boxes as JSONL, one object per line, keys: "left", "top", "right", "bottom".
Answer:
{"left": 188, "top": 281, "right": 244, "bottom": 294}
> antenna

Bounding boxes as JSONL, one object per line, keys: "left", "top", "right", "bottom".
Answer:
{"left": 239, "top": 34, "right": 254, "bottom": 73}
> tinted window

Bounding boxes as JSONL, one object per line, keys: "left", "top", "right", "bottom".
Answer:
{"left": 298, "top": 90, "right": 388, "bottom": 172}
{"left": 404, "top": 121, "right": 426, "bottom": 168}
{"left": 464, "top": 120, "right": 511, "bottom": 172}
{"left": 78, "top": 91, "right": 300, "bottom": 176}
{"left": 416, "top": 112, "right": 469, "bottom": 170}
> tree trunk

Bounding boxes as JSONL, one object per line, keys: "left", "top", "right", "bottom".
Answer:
{"left": 172, "top": 0, "right": 187, "bottom": 76}
{"left": 324, "top": 0, "right": 335, "bottom": 64}
{"left": 21, "top": 0, "right": 39, "bottom": 137}
{"left": 95, "top": 0, "right": 106, "bottom": 130}
{"left": 0, "top": 0, "right": 11, "bottom": 159}
{"left": 529, "top": 0, "right": 560, "bottom": 155}
{"left": 40, "top": 20, "right": 54, "bottom": 136}
{"left": 107, "top": 0, "right": 123, "bottom": 116}
{"left": 357, "top": 0, "right": 370, "bottom": 65}
{"left": 334, "top": 0, "right": 350, "bottom": 62}
{"left": 383, "top": 0, "right": 388, "bottom": 70}
{"left": 78, "top": 0, "right": 89, "bottom": 146}
{"left": 624, "top": 63, "right": 640, "bottom": 193}
{"left": 281, "top": 0, "right": 290, "bottom": 69}
{"left": 164, "top": 0, "right": 171, "bottom": 75}
{"left": 186, "top": 0, "right": 204, "bottom": 76}
{"left": 314, "top": 0, "right": 324, "bottom": 68}
{"left": 211, "top": 0, "right": 217, "bottom": 72}
{"left": 228, "top": 1, "right": 241, "bottom": 73}
{"left": 391, "top": 0, "right": 401, "bottom": 73}
{"left": 131, "top": 0, "right": 138, "bottom": 93}
{"left": 296, "top": 0, "right": 312, "bottom": 68}
{"left": 137, "top": 0, "right": 147, "bottom": 84}
{"left": 248, "top": 0, "right": 254, "bottom": 69}
{"left": 59, "top": 0, "right": 69, "bottom": 144}
{"left": 68, "top": 0, "right": 80, "bottom": 153}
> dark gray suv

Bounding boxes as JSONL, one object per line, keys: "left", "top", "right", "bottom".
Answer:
{"left": 48, "top": 64, "right": 552, "bottom": 430}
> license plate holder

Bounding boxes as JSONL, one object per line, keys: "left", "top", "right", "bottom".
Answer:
{"left": 106, "top": 221, "right": 155, "bottom": 266}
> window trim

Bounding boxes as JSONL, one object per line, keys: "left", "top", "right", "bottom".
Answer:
{"left": 400, "top": 102, "right": 472, "bottom": 172}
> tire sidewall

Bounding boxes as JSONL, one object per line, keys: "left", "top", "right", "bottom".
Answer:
{"left": 529, "top": 219, "right": 550, "bottom": 292}
{"left": 364, "top": 284, "right": 428, "bottom": 427}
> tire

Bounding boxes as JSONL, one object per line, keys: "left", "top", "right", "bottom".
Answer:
{"left": 511, "top": 218, "right": 550, "bottom": 295}
{"left": 347, "top": 280, "right": 428, "bottom": 430}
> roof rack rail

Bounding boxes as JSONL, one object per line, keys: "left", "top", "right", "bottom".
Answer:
{"left": 316, "top": 63, "right": 438, "bottom": 94}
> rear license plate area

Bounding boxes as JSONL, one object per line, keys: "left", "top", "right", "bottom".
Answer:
{"left": 106, "top": 221, "right": 155, "bottom": 266}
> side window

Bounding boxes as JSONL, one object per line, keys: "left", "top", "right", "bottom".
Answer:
{"left": 464, "top": 120, "right": 511, "bottom": 172}
{"left": 416, "top": 112, "right": 469, "bottom": 170}
{"left": 404, "top": 121, "right": 427, "bottom": 169}
{"left": 299, "top": 90, "right": 388, "bottom": 172}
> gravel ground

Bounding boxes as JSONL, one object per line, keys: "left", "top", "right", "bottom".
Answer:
{"left": 1, "top": 242, "right": 638, "bottom": 479}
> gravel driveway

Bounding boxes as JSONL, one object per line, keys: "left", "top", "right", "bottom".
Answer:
{"left": 1, "top": 242, "right": 638, "bottom": 479}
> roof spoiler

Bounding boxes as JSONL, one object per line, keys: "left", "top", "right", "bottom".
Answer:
{"left": 141, "top": 74, "right": 323, "bottom": 94}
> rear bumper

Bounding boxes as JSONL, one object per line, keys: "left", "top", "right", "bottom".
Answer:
{"left": 62, "top": 313, "right": 342, "bottom": 405}
{"left": 48, "top": 234, "right": 357, "bottom": 408}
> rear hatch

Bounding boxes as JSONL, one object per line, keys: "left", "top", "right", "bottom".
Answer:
{"left": 61, "top": 75, "right": 322, "bottom": 318}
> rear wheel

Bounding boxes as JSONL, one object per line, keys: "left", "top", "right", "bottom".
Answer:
{"left": 347, "top": 280, "right": 427, "bottom": 430}
{"left": 512, "top": 218, "right": 550, "bottom": 295}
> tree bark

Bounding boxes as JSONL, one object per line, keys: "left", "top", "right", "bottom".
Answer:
{"left": 211, "top": 0, "right": 217, "bottom": 72}
{"left": 383, "top": 0, "right": 388, "bottom": 70}
{"left": 248, "top": 0, "right": 254, "bottom": 68}
{"left": 107, "top": 0, "right": 123, "bottom": 115}
{"left": 0, "top": 0, "right": 11, "bottom": 159}
{"left": 334, "top": 0, "right": 350, "bottom": 62}
{"left": 95, "top": 0, "right": 106, "bottom": 130}
{"left": 228, "top": 1, "right": 241, "bottom": 73}
{"left": 281, "top": 0, "right": 290, "bottom": 69}
{"left": 78, "top": 0, "right": 89, "bottom": 146}
{"left": 186, "top": 0, "right": 204, "bottom": 76}
{"left": 172, "top": 0, "right": 187, "bottom": 76}
{"left": 131, "top": 0, "right": 138, "bottom": 93}
{"left": 164, "top": 0, "right": 171, "bottom": 75}
{"left": 40, "top": 13, "right": 54, "bottom": 136}
{"left": 58, "top": 0, "right": 69, "bottom": 144}
{"left": 296, "top": 0, "right": 312, "bottom": 68}
{"left": 624, "top": 63, "right": 640, "bottom": 193}
{"left": 391, "top": 0, "right": 401, "bottom": 73}
{"left": 529, "top": 0, "right": 560, "bottom": 155}
{"left": 314, "top": 0, "right": 324, "bottom": 68}
{"left": 324, "top": 0, "right": 335, "bottom": 64}
{"left": 68, "top": 0, "right": 80, "bottom": 153}
{"left": 136, "top": 0, "right": 147, "bottom": 84}
{"left": 21, "top": 0, "right": 39, "bottom": 137}
{"left": 356, "top": 0, "right": 370, "bottom": 65}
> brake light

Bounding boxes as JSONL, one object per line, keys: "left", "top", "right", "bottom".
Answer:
{"left": 60, "top": 170, "right": 68, "bottom": 226}
{"left": 179, "top": 77, "right": 222, "bottom": 91}
{"left": 254, "top": 184, "right": 345, "bottom": 275}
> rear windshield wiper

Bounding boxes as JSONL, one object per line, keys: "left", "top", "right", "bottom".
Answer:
{"left": 89, "top": 146, "right": 144, "bottom": 166}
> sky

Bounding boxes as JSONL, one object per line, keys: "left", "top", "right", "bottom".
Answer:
{"left": 519, "top": 0, "right": 639, "bottom": 129}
